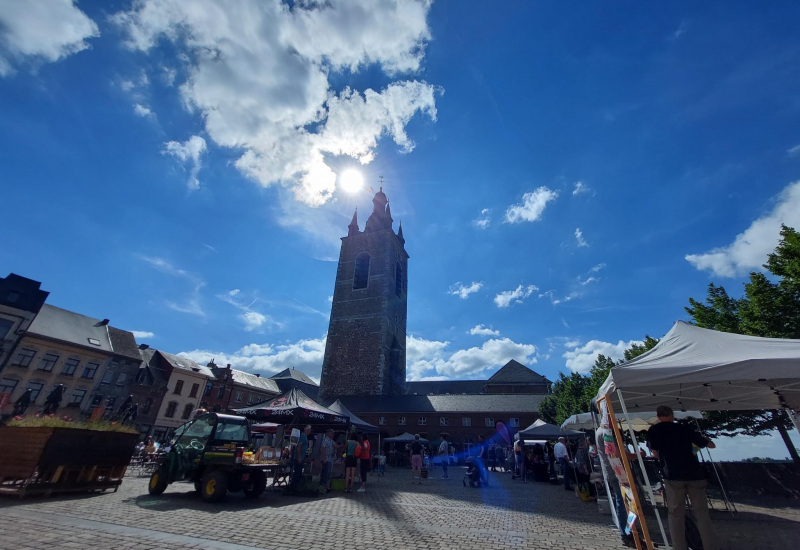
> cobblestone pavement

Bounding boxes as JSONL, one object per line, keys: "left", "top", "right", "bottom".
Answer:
{"left": 0, "top": 467, "right": 797, "bottom": 550}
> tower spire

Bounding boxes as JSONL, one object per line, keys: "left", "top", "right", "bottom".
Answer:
{"left": 348, "top": 208, "right": 359, "bottom": 236}
{"left": 397, "top": 220, "right": 405, "bottom": 244}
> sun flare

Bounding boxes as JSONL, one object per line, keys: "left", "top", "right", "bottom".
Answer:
{"left": 339, "top": 169, "right": 364, "bottom": 193}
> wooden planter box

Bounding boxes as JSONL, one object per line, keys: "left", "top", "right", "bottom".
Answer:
{"left": 0, "top": 426, "right": 139, "bottom": 497}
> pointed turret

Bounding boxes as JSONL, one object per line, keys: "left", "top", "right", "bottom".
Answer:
{"left": 385, "top": 201, "right": 394, "bottom": 224}
{"left": 397, "top": 221, "right": 405, "bottom": 245}
{"left": 365, "top": 187, "right": 393, "bottom": 233}
{"left": 348, "top": 208, "right": 359, "bottom": 236}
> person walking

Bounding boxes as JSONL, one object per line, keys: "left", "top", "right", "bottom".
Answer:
{"left": 287, "top": 425, "right": 311, "bottom": 495}
{"left": 438, "top": 434, "right": 450, "bottom": 479}
{"left": 647, "top": 405, "right": 719, "bottom": 550}
{"left": 344, "top": 432, "right": 361, "bottom": 494}
{"left": 319, "top": 429, "right": 337, "bottom": 490}
{"left": 554, "top": 437, "right": 572, "bottom": 491}
{"left": 357, "top": 434, "right": 371, "bottom": 493}
{"left": 410, "top": 434, "right": 424, "bottom": 484}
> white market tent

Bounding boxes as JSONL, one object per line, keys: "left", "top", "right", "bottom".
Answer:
{"left": 561, "top": 410, "right": 702, "bottom": 432}
{"left": 597, "top": 321, "right": 800, "bottom": 416}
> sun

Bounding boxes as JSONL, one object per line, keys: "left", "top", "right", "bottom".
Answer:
{"left": 339, "top": 169, "right": 364, "bottom": 193}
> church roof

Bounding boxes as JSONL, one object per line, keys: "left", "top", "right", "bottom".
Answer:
{"left": 230, "top": 369, "right": 281, "bottom": 393}
{"left": 405, "top": 380, "right": 486, "bottom": 395}
{"left": 486, "top": 359, "right": 551, "bottom": 384}
{"left": 338, "top": 393, "right": 546, "bottom": 414}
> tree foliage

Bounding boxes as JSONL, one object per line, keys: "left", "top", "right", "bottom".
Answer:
{"left": 539, "top": 339, "right": 658, "bottom": 427}
{"left": 685, "top": 225, "right": 800, "bottom": 462}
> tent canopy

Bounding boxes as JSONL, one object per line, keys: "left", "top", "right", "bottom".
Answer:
{"left": 384, "top": 432, "right": 428, "bottom": 443}
{"left": 233, "top": 387, "right": 349, "bottom": 426}
{"left": 560, "top": 410, "right": 702, "bottom": 432}
{"left": 597, "top": 321, "right": 800, "bottom": 412}
{"left": 327, "top": 399, "right": 379, "bottom": 433}
{"left": 516, "top": 419, "right": 584, "bottom": 440}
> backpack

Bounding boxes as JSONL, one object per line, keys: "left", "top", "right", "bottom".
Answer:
{"left": 354, "top": 442, "right": 362, "bottom": 458}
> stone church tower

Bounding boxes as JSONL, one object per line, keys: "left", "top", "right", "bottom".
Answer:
{"left": 318, "top": 188, "right": 408, "bottom": 400}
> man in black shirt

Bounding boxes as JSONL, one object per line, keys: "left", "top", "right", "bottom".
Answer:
{"left": 647, "top": 406, "right": 719, "bottom": 550}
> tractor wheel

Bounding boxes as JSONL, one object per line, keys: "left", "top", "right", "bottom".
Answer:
{"left": 148, "top": 468, "right": 168, "bottom": 496}
{"left": 243, "top": 471, "right": 267, "bottom": 498}
{"left": 200, "top": 470, "right": 229, "bottom": 503}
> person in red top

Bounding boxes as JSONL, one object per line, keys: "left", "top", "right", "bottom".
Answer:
{"left": 357, "top": 433, "right": 371, "bottom": 493}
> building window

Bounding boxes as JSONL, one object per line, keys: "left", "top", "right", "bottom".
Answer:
{"left": 204, "top": 381, "right": 213, "bottom": 397}
{"left": 0, "top": 378, "right": 19, "bottom": 395}
{"left": 217, "top": 386, "right": 225, "bottom": 399}
{"left": 27, "top": 382, "right": 44, "bottom": 402}
{"left": 61, "top": 357, "right": 80, "bottom": 376}
{"left": 116, "top": 373, "right": 127, "bottom": 386}
{"left": 181, "top": 403, "right": 194, "bottom": 420}
{"left": 14, "top": 348, "right": 36, "bottom": 367}
{"left": 0, "top": 318, "right": 13, "bottom": 339}
{"left": 165, "top": 401, "right": 178, "bottom": 418}
{"left": 142, "top": 397, "right": 153, "bottom": 414}
{"left": 395, "top": 262, "right": 403, "bottom": 297}
{"left": 101, "top": 370, "right": 114, "bottom": 384}
{"left": 234, "top": 391, "right": 243, "bottom": 403}
{"left": 417, "top": 417, "right": 427, "bottom": 426}
{"left": 38, "top": 353, "right": 59, "bottom": 372}
{"left": 91, "top": 394, "right": 103, "bottom": 407}
{"left": 440, "top": 417, "right": 449, "bottom": 426}
{"left": 485, "top": 417, "right": 494, "bottom": 427}
{"left": 68, "top": 389, "right": 86, "bottom": 408}
{"left": 189, "top": 383, "right": 199, "bottom": 398}
{"left": 462, "top": 417, "right": 471, "bottom": 427}
{"left": 105, "top": 396, "right": 116, "bottom": 409}
{"left": 353, "top": 253, "right": 370, "bottom": 289}
{"left": 379, "top": 416, "right": 386, "bottom": 425}
{"left": 81, "top": 362, "right": 99, "bottom": 379}
{"left": 508, "top": 418, "right": 520, "bottom": 428}
{"left": 398, "top": 416, "right": 406, "bottom": 426}
{"left": 174, "top": 380, "right": 184, "bottom": 395}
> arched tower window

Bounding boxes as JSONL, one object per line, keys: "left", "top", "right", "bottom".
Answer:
{"left": 353, "top": 253, "right": 370, "bottom": 289}
{"left": 395, "top": 262, "right": 403, "bottom": 297}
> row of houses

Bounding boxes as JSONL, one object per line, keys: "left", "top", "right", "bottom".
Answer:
{"left": 0, "top": 273, "right": 314, "bottom": 441}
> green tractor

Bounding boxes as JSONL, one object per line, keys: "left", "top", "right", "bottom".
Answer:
{"left": 148, "top": 412, "right": 274, "bottom": 502}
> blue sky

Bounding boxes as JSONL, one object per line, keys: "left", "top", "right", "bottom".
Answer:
{"left": 2, "top": 1, "right": 800, "bottom": 458}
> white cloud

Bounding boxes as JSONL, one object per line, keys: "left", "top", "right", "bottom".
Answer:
{"left": 562, "top": 339, "right": 642, "bottom": 374}
{"left": 579, "top": 276, "right": 598, "bottom": 286}
{"left": 468, "top": 324, "right": 500, "bottom": 337}
{"left": 0, "top": 0, "right": 99, "bottom": 76}
{"left": 572, "top": 181, "right": 590, "bottom": 196}
{"left": 113, "top": 0, "right": 438, "bottom": 208}
{"left": 473, "top": 208, "right": 491, "bottom": 229}
{"left": 540, "top": 289, "right": 581, "bottom": 306}
{"left": 133, "top": 103, "right": 155, "bottom": 119}
{"left": 504, "top": 187, "right": 559, "bottom": 223}
{"left": 494, "top": 284, "right": 538, "bottom": 308}
{"left": 589, "top": 263, "right": 606, "bottom": 273}
{"left": 131, "top": 330, "right": 155, "bottom": 339}
{"left": 138, "top": 255, "right": 206, "bottom": 316}
{"left": 179, "top": 336, "right": 326, "bottom": 379}
{"left": 685, "top": 181, "right": 800, "bottom": 277}
{"left": 163, "top": 135, "right": 207, "bottom": 190}
{"left": 787, "top": 144, "right": 800, "bottom": 157}
{"left": 217, "top": 289, "right": 283, "bottom": 332}
{"left": 406, "top": 334, "right": 536, "bottom": 380}
{"left": 449, "top": 281, "right": 483, "bottom": 299}
{"left": 575, "top": 228, "right": 588, "bottom": 247}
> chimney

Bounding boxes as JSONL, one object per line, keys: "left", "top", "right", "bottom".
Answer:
{"left": 255, "top": 374, "right": 260, "bottom": 377}
{"left": 138, "top": 344, "right": 149, "bottom": 350}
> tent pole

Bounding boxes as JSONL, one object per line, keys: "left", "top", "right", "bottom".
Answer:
{"left": 616, "top": 390, "right": 670, "bottom": 550}
{"left": 694, "top": 418, "right": 736, "bottom": 516}
{"left": 592, "top": 412, "right": 621, "bottom": 530}
{"left": 603, "top": 395, "right": 656, "bottom": 550}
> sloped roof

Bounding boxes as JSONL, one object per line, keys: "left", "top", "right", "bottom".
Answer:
{"left": 269, "top": 368, "right": 318, "bottom": 386}
{"left": 486, "top": 359, "right": 551, "bottom": 384}
{"left": 138, "top": 348, "right": 167, "bottom": 384}
{"left": 158, "top": 350, "right": 215, "bottom": 378}
{"left": 339, "top": 394, "right": 546, "bottom": 414}
{"left": 27, "top": 304, "right": 140, "bottom": 360}
{"left": 405, "top": 380, "right": 486, "bottom": 395}
{"left": 231, "top": 368, "right": 280, "bottom": 394}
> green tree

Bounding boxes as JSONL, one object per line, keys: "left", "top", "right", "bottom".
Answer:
{"left": 685, "top": 225, "right": 800, "bottom": 463}
{"left": 539, "top": 338, "right": 659, "bottom": 426}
